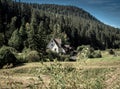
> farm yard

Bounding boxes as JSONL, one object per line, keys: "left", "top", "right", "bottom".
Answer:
{"left": 0, "top": 51, "right": 120, "bottom": 89}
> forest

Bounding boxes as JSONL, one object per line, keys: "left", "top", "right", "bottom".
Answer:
{"left": 0, "top": 0, "right": 120, "bottom": 66}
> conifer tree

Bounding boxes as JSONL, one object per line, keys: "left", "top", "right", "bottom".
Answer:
{"left": 8, "top": 29, "right": 22, "bottom": 51}
{"left": 0, "top": 33, "right": 4, "bottom": 47}
{"left": 19, "top": 25, "right": 27, "bottom": 40}
{"left": 0, "top": 0, "right": 3, "bottom": 33}
{"left": 6, "top": 16, "right": 17, "bottom": 39}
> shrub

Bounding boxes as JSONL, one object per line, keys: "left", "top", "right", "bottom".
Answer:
{"left": 80, "top": 45, "right": 94, "bottom": 58}
{"left": 108, "top": 49, "right": 115, "bottom": 55}
{"left": 5, "top": 46, "right": 18, "bottom": 54}
{"left": 93, "top": 50, "right": 102, "bottom": 58}
{"left": 87, "top": 53, "right": 94, "bottom": 58}
{"left": 16, "top": 48, "right": 32, "bottom": 63}
{"left": 46, "top": 50, "right": 61, "bottom": 61}
{"left": 61, "top": 55, "right": 70, "bottom": 61}
{"left": 26, "top": 51, "right": 41, "bottom": 62}
{"left": 16, "top": 53, "right": 27, "bottom": 63}
{"left": 46, "top": 50, "right": 71, "bottom": 61}
{"left": 77, "top": 45, "right": 85, "bottom": 52}
{"left": 22, "top": 48, "right": 31, "bottom": 54}
{"left": 16, "top": 48, "right": 43, "bottom": 63}
{"left": 0, "top": 46, "right": 17, "bottom": 68}
{"left": 77, "top": 45, "right": 102, "bottom": 60}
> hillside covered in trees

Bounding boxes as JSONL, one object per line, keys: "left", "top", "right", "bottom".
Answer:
{"left": 0, "top": 0, "right": 120, "bottom": 53}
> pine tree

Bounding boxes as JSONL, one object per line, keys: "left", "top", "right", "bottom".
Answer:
{"left": 26, "top": 23, "right": 39, "bottom": 51}
{"left": 8, "top": 29, "right": 23, "bottom": 51}
{"left": 0, "top": 0, "right": 3, "bottom": 33}
{"left": 30, "top": 9, "right": 38, "bottom": 34}
{"left": 19, "top": 25, "right": 27, "bottom": 40}
{"left": 6, "top": 16, "right": 17, "bottom": 39}
{"left": 37, "top": 22, "right": 47, "bottom": 51}
{"left": 0, "top": 33, "right": 4, "bottom": 47}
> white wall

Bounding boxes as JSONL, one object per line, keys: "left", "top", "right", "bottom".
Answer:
{"left": 51, "top": 43, "right": 59, "bottom": 53}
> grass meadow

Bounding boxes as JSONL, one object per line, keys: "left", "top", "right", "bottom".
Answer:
{"left": 0, "top": 51, "right": 120, "bottom": 89}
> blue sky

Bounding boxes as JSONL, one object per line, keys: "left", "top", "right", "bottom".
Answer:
{"left": 19, "top": 0, "right": 120, "bottom": 28}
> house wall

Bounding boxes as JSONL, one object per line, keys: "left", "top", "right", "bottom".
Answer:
{"left": 47, "top": 40, "right": 55, "bottom": 49}
{"left": 51, "top": 43, "right": 59, "bottom": 53}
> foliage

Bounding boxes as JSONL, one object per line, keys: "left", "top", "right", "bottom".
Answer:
{"left": 77, "top": 45, "right": 85, "bottom": 52}
{"left": 93, "top": 50, "right": 102, "bottom": 58}
{"left": 8, "top": 29, "right": 23, "bottom": 51}
{"left": 26, "top": 51, "right": 41, "bottom": 62}
{"left": 16, "top": 53, "right": 27, "bottom": 63}
{"left": 0, "top": 33, "right": 4, "bottom": 47}
{"left": 108, "top": 49, "right": 115, "bottom": 55}
{"left": 46, "top": 50, "right": 71, "bottom": 61}
{"left": 77, "top": 45, "right": 102, "bottom": 60}
{"left": 46, "top": 50, "right": 61, "bottom": 61}
{"left": 0, "top": 46, "right": 17, "bottom": 68}
{"left": 37, "top": 61, "right": 107, "bottom": 89}
{"left": 16, "top": 49, "right": 41, "bottom": 63}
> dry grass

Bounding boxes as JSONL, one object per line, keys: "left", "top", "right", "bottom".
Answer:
{"left": 0, "top": 52, "right": 120, "bottom": 89}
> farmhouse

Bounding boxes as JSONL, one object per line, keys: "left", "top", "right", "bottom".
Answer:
{"left": 47, "top": 38, "right": 66, "bottom": 53}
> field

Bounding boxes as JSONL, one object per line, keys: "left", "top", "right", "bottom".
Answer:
{"left": 0, "top": 51, "right": 120, "bottom": 89}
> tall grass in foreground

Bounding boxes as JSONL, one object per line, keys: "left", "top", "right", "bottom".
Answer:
{"left": 40, "top": 60, "right": 108, "bottom": 89}
{"left": 0, "top": 59, "right": 120, "bottom": 89}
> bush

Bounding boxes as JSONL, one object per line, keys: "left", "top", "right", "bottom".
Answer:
{"left": 80, "top": 45, "right": 94, "bottom": 58}
{"left": 0, "top": 46, "right": 17, "bottom": 68}
{"left": 26, "top": 51, "right": 41, "bottom": 62}
{"left": 77, "top": 45, "right": 85, "bottom": 52}
{"left": 16, "top": 48, "right": 42, "bottom": 63}
{"left": 61, "top": 55, "right": 70, "bottom": 61}
{"left": 45, "top": 49, "right": 69, "bottom": 61}
{"left": 108, "top": 49, "right": 115, "bottom": 55}
{"left": 46, "top": 50, "right": 61, "bottom": 61}
{"left": 16, "top": 48, "right": 32, "bottom": 63}
{"left": 77, "top": 45, "right": 102, "bottom": 60}
{"left": 93, "top": 50, "right": 102, "bottom": 58}
{"left": 16, "top": 53, "right": 27, "bottom": 63}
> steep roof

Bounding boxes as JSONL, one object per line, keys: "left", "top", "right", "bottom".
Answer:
{"left": 53, "top": 38, "right": 62, "bottom": 48}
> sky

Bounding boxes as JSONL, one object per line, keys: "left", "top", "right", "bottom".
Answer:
{"left": 19, "top": 0, "right": 120, "bottom": 28}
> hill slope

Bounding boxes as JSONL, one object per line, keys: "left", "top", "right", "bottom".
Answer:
{"left": 32, "top": 4, "right": 100, "bottom": 21}
{"left": 0, "top": 0, "right": 120, "bottom": 52}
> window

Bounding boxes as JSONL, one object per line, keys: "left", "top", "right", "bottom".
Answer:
{"left": 54, "top": 48, "right": 56, "bottom": 51}
{"left": 51, "top": 44, "right": 53, "bottom": 47}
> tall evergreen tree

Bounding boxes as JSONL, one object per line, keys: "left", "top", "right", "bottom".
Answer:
{"left": 0, "top": 33, "right": 4, "bottom": 47}
{"left": 8, "top": 29, "right": 23, "bottom": 51}
{"left": 6, "top": 16, "right": 17, "bottom": 39}
{"left": 19, "top": 25, "right": 27, "bottom": 40}
{"left": 0, "top": 0, "right": 3, "bottom": 33}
